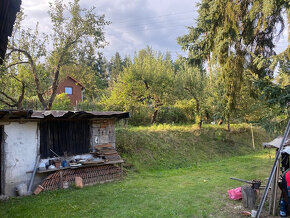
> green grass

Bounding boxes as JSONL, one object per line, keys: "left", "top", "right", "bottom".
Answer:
{"left": 0, "top": 150, "right": 275, "bottom": 218}
{"left": 0, "top": 124, "right": 273, "bottom": 217}
{"left": 116, "top": 123, "right": 271, "bottom": 171}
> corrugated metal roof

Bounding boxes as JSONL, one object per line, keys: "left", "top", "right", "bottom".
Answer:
{"left": 263, "top": 136, "right": 290, "bottom": 149}
{"left": 0, "top": 109, "right": 32, "bottom": 120}
{"left": 0, "top": 110, "right": 130, "bottom": 120}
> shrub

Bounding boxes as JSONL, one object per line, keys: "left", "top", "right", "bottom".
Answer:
{"left": 157, "top": 106, "right": 188, "bottom": 124}
{"left": 77, "top": 100, "right": 102, "bottom": 111}
{"left": 51, "top": 93, "right": 73, "bottom": 110}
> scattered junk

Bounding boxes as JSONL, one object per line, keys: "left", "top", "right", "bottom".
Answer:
{"left": 15, "top": 183, "right": 28, "bottom": 196}
{"left": 75, "top": 176, "right": 83, "bottom": 188}
{"left": 228, "top": 177, "right": 264, "bottom": 209}
{"left": 33, "top": 185, "right": 44, "bottom": 195}
{"left": 227, "top": 120, "right": 290, "bottom": 218}
{"left": 227, "top": 187, "right": 242, "bottom": 200}
{"left": 240, "top": 211, "right": 251, "bottom": 216}
{"left": 230, "top": 177, "right": 263, "bottom": 190}
{"left": 0, "top": 110, "right": 129, "bottom": 197}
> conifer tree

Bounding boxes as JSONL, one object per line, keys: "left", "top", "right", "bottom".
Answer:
{"left": 178, "top": 0, "right": 288, "bottom": 130}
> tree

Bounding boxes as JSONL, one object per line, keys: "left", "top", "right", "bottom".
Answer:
{"left": 103, "top": 47, "right": 175, "bottom": 123}
{"left": 108, "top": 52, "right": 125, "bottom": 86}
{"left": 175, "top": 57, "right": 208, "bottom": 128}
{"left": 2, "top": 0, "right": 110, "bottom": 110}
{"left": 178, "top": 0, "right": 288, "bottom": 130}
{"left": 51, "top": 93, "right": 73, "bottom": 110}
{"left": 0, "top": 10, "right": 30, "bottom": 109}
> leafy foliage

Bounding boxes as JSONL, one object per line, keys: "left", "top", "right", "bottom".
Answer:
{"left": 51, "top": 93, "right": 73, "bottom": 110}
{"left": 1, "top": 0, "right": 110, "bottom": 110}
{"left": 178, "top": 0, "right": 289, "bottom": 130}
{"left": 102, "top": 47, "right": 175, "bottom": 123}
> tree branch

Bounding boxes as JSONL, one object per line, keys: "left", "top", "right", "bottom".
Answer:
{"left": 9, "top": 48, "right": 47, "bottom": 109}
{"left": 0, "top": 98, "right": 15, "bottom": 108}
{"left": 0, "top": 90, "right": 17, "bottom": 103}
{"left": 46, "top": 37, "right": 80, "bottom": 109}
{"left": 15, "top": 82, "right": 25, "bottom": 109}
{"left": 5, "top": 61, "right": 29, "bottom": 69}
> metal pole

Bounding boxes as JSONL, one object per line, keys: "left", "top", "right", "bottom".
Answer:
{"left": 230, "top": 177, "right": 253, "bottom": 184}
{"left": 28, "top": 155, "right": 40, "bottom": 193}
{"left": 256, "top": 119, "right": 290, "bottom": 218}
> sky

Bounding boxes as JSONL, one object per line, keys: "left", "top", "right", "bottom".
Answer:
{"left": 21, "top": 0, "right": 288, "bottom": 61}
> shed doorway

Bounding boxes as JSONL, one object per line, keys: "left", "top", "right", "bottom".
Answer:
{"left": 0, "top": 125, "right": 3, "bottom": 195}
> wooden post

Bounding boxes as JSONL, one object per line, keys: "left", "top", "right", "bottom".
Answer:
{"left": 250, "top": 124, "right": 255, "bottom": 150}
{"left": 272, "top": 158, "right": 280, "bottom": 215}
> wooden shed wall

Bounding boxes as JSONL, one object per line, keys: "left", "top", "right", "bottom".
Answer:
{"left": 40, "top": 120, "right": 90, "bottom": 158}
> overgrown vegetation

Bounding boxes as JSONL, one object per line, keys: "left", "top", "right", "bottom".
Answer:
{"left": 116, "top": 124, "right": 271, "bottom": 171}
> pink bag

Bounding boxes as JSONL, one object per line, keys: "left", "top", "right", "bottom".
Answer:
{"left": 227, "top": 187, "right": 242, "bottom": 200}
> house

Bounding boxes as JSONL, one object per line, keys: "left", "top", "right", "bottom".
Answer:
{"left": 0, "top": 0, "right": 22, "bottom": 64}
{"left": 56, "top": 76, "right": 85, "bottom": 106}
{"left": 0, "top": 110, "right": 129, "bottom": 196}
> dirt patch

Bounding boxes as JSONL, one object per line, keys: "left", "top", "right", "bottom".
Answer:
{"left": 211, "top": 200, "right": 278, "bottom": 218}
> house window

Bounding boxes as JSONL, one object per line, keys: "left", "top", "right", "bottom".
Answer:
{"left": 40, "top": 120, "right": 90, "bottom": 158}
{"left": 65, "top": 87, "right": 73, "bottom": 95}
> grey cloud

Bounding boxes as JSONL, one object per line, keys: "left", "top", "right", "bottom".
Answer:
{"left": 20, "top": 0, "right": 288, "bottom": 61}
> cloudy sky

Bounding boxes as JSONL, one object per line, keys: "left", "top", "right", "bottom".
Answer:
{"left": 21, "top": 0, "right": 288, "bottom": 61}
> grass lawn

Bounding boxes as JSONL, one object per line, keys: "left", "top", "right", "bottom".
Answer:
{"left": 0, "top": 150, "right": 275, "bottom": 218}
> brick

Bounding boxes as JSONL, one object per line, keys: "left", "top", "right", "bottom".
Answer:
{"left": 75, "top": 177, "right": 83, "bottom": 188}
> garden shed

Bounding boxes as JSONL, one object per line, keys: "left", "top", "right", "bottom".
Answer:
{"left": 0, "top": 110, "right": 129, "bottom": 196}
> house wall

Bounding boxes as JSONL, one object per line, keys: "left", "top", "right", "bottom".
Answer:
{"left": 3, "top": 122, "right": 38, "bottom": 196}
{"left": 57, "top": 77, "right": 83, "bottom": 106}
{"left": 91, "top": 119, "right": 115, "bottom": 149}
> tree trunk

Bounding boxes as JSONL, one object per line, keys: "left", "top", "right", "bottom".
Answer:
{"left": 198, "top": 120, "right": 202, "bottom": 129}
{"left": 194, "top": 97, "right": 202, "bottom": 129}
{"left": 16, "top": 82, "right": 25, "bottom": 110}
{"left": 227, "top": 114, "right": 231, "bottom": 132}
{"left": 151, "top": 109, "right": 158, "bottom": 124}
{"left": 241, "top": 185, "right": 257, "bottom": 209}
{"left": 46, "top": 68, "right": 61, "bottom": 110}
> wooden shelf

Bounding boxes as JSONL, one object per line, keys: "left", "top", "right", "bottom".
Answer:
{"left": 37, "top": 160, "right": 124, "bottom": 174}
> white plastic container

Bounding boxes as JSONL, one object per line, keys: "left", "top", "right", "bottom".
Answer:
{"left": 16, "top": 183, "right": 28, "bottom": 196}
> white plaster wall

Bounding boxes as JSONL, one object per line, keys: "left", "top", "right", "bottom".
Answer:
{"left": 4, "top": 122, "right": 38, "bottom": 196}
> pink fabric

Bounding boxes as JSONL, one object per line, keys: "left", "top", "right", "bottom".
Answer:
{"left": 227, "top": 187, "right": 242, "bottom": 200}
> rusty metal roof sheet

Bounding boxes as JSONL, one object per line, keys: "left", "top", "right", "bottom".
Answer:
{"left": 0, "top": 110, "right": 130, "bottom": 120}
{"left": 0, "top": 109, "right": 32, "bottom": 120}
